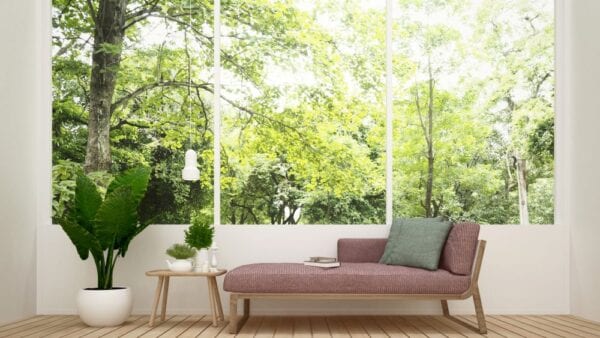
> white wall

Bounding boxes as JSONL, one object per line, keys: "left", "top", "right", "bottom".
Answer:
{"left": 0, "top": 0, "right": 45, "bottom": 325}
{"left": 566, "top": 0, "right": 600, "bottom": 323}
{"left": 37, "top": 225, "right": 570, "bottom": 315}
{"left": 33, "top": 0, "right": 575, "bottom": 316}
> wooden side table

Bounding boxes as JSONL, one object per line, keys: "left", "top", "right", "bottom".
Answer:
{"left": 145, "top": 269, "right": 227, "bottom": 327}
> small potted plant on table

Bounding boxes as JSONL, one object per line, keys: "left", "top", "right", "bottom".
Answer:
{"left": 185, "top": 211, "right": 215, "bottom": 272}
{"left": 57, "top": 166, "right": 151, "bottom": 327}
{"left": 165, "top": 243, "right": 196, "bottom": 272}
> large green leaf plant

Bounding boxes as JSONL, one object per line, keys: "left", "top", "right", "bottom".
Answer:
{"left": 57, "top": 166, "right": 152, "bottom": 289}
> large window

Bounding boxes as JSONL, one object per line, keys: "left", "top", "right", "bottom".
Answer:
{"left": 52, "top": 0, "right": 554, "bottom": 225}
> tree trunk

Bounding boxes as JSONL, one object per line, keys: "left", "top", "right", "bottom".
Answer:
{"left": 84, "top": 0, "right": 128, "bottom": 173}
{"left": 516, "top": 157, "right": 529, "bottom": 225}
{"left": 424, "top": 58, "right": 435, "bottom": 218}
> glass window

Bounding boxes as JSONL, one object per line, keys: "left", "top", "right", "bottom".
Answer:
{"left": 51, "top": 0, "right": 554, "bottom": 225}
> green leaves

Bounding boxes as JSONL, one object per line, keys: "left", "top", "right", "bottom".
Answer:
{"left": 93, "top": 186, "right": 139, "bottom": 249}
{"left": 57, "top": 166, "right": 151, "bottom": 288}
{"left": 106, "top": 166, "right": 152, "bottom": 201}
{"left": 185, "top": 211, "right": 214, "bottom": 249}
{"left": 57, "top": 216, "right": 102, "bottom": 260}
{"left": 75, "top": 174, "right": 102, "bottom": 233}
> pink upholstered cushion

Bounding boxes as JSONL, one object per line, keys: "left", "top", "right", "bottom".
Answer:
{"left": 223, "top": 263, "right": 471, "bottom": 294}
{"left": 439, "top": 222, "right": 480, "bottom": 275}
{"left": 337, "top": 238, "right": 387, "bottom": 263}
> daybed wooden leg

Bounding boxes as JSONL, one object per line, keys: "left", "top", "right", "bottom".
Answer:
{"left": 244, "top": 298, "right": 250, "bottom": 317}
{"left": 228, "top": 294, "right": 250, "bottom": 334}
{"left": 441, "top": 300, "right": 450, "bottom": 316}
{"left": 472, "top": 286, "right": 487, "bottom": 334}
{"left": 228, "top": 294, "right": 239, "bottom": 334}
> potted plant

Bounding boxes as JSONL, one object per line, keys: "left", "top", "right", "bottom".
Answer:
{"left": 185, "top": 211, "right": 215, "bottom": 272}
{"left": 165, "top": 243, "right": 196, "bottom": 272}
{"left": 57, "top": 166, "right": 151, "bottom": 327}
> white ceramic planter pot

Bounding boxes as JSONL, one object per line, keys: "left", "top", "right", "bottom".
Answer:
{"left": 77, "top": 287, "right": 133, "bottom": 327}
{"left": 166, "top": 259, "right": 193, "bottom": 272}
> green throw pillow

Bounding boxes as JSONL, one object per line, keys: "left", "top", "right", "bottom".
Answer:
{"left": 379, "top": 217, "right": 452, "bottom": 270}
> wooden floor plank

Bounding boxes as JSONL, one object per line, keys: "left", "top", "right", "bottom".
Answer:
{"left": 42, "top": 320, "right": 90, "bottom": 338}
{"left": 99, "top": 316, "right": 150, "bottom": 338}
{"left": 0, "top": 316, "right": 49, "bottom": 333}
{"left": 1, "top": 316, "right": 78, "bottom": 338}
{"left": 486, "top": 316, "right": 544, "bottom": 337}
{"left": 120, "top": 315, "right": 175, "bottom": 338}
{"left": 565, "top": 314, "right": 600, "bottom": 327}
{"left": 2, "top": 314, "right": 599, "bottom": 337}
{"left": 372, "top": 316, "right": 409, "bottom": 337}
{"left": 356, "top": 316, "right": 388, "bottom": 337}
{"left": 429, "top": 316, "right": 491, "bottom": 338}
{"left": 200, "top": 321, "right": 230, "bottom": 337}
{"left": 309, "top": 316, "right": 330, "bottom": 338}
{"left": 523, "top": 315, "right": 588, "bottom": 337}
{"left": 61, "top": 323, "right": 104, "bottom": 337}
{"left": 236, "top": 315, "right": 263, "bottom": 337}
{"left": 0, "top": 316, "right": 65, "bottom": 337}
{"left": 542, "top": 315, "right": 600, "bottom": 336}
{"left": 458, "top": 315, "right": 516, "bottom": 338}
{"left": 386, "top": 316, "right": 427, "bottom": 337}
{"left": 324, "top": 317, "right": 349, "bottom": 337}
{"left": 153, "top": 315, "right": 200, "bottom": 338}
{"left": 141, "top": 315, "right": 189, "bottom": 338}
{"left": 22, "top": 316, "right": 83, "bottom": 338}
{"left": 339, "top": 316, "right": 368, "bottom": 338}
{"left": 176, "top": 315, "right": 212, "bottom": 338}
{"left": 417, "top": 316, "right": 465, "bottom": 338}
{"left": 274, "top": 316, "right": 294, "bottom": 337}
{"left": 254, "top": 315, "right": 277, "bottom": 337}
{"left": 402, "top": 315, "right": 446, "bottom": 338}
{"left": 76, "top": 315, "right": 142, "bottom": 337}
{"left": 556, "top": 315, "right": 600, "bottom": 331}
{"left": 501, "top": 316, "right": 565, "bottom": 338}
{"left": 293, "top": 316, "right": 311, "bottom": 337}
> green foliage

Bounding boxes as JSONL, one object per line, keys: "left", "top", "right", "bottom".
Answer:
{"left": 185, "top": 211, "right": 214, "bottom": 249}
{"left": 52, "top": 160, "right": 83, "bottom": 221}
{"left": 166, "top": 243, "right": 196, "bottom": 260}
{"left": 57, "top": 166, "right": 151, "bottom": 289}
{"left": 51, "top": 0, "right": 555, "bottom": 225}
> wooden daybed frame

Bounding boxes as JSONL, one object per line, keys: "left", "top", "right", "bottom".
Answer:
{"left": 228, "top": 240, "right": 487, "bottom": 334}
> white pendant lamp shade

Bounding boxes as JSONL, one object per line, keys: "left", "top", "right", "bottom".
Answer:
{"left": 182, "top": 149, "right": 200, "bottom": 181}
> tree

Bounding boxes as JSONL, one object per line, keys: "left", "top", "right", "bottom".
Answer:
{"left": 52, "top": 0, "right": 554, "bottom": 225}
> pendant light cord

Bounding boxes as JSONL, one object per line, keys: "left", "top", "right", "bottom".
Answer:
{"left": 185, "top": 0, "right": 193, "bottom": 147}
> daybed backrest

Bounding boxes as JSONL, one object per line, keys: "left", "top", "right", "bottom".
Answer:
{"left": 337, "top": 238, "right": 387, "bottom": 263}
{"left": 337, "top": 222, "right": 480, "bottom": 275}
{"left": 439, "top": 222, "right": 480, "bottom": 275}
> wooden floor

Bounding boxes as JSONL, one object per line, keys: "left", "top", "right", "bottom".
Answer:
{"left": 1, "top": 315, "right": 599, "bottom": 337}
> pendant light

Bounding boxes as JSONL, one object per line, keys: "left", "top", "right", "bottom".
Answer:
{"left": 182, "top": 0, "right": 200, "bottom": 181}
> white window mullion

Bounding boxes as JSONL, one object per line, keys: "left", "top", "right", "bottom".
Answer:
{"left": 385, "top": 0, "right": 393, "bottom": 226}
{"left": 213, "top": 0, "right": 221, "bottom": 226}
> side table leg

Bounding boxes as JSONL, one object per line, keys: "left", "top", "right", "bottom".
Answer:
{"left": 210, "top": 277, "right": 224, "bottom": 322}
{"left": 149, "top": 276, "right": 164, "bottom": 327}
{"left": 160, "top": 276, "right": 170, "bottom": 321}
{"left": 207, "top": 278, "right": 218, "bottom": 326}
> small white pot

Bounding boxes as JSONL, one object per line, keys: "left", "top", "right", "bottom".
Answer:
{"left": 77, "top": 287, "right": 132, "bottom": 327}
{"left": 195, "top": 249, "right": 209, "bottom": 272}
{"left": 166, "top": 259, "right": 193, "bottom": 272}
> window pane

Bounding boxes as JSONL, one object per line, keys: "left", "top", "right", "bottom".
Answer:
{"left": 392, "top": 0, "right": 554, "bottom": 224}
{"left": 52, "top": 1, "right": 214, "bottom": 224}
{"left": 220, "top": 0, "right": 386, "bottom": 224}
